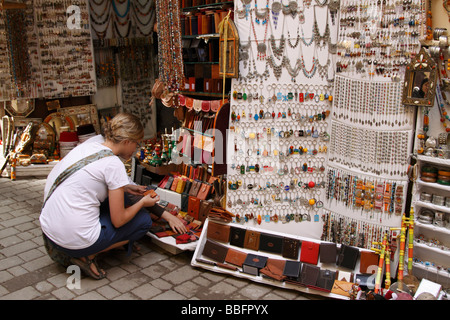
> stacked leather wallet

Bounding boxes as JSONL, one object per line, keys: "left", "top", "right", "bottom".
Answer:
{"left": 336, "top": 244, "right": 360, "bottom": 270}
{"left": 260, "top": 258, "right": 286, "bottom": 281}
{"left": 206, "top": 221, "right": 230, "bottom": 243}
{"left": 300, "top": 241, "right": 320, "bottom": 265}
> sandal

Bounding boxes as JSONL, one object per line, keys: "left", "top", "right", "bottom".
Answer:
{"left": 70, "top": 257, "right": 106, "bottom": 280}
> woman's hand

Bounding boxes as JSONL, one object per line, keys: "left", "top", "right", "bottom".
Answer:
{"left": 162, "top": 211, "right": 188, "bottom": 234}
{"left": 124, "top": 184, "right": 147, "bottom": 196}
{"left": 141, "top": 194, "right": 160, "bottom": 207}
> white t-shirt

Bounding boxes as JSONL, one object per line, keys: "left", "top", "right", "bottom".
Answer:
{"left": 40, "top": 135, "right": 130, "bottom": 250}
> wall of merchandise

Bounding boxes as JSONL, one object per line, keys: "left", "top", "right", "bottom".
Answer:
{"left": 0, "top": 0, "right": 158, "bottom": 139}
{"left": 89, "top": 0, "right": 158, "bottom": 139}
{"left": 0, "top": 0, "right": 96, "bottom": 100}
{"left": 225, "top": 0, "right": 424, "bottom": 248}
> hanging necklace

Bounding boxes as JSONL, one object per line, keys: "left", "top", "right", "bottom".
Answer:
{"left": 436, "top": 83, "right": 450, "bottom": 132}
{"left": 240, "top": 0, "right": 252, "bottom": 20}
{"left": 281, "top": 0, "right": 298, "bottom": 19}
{"left": 300, "top": 22, "right": 314, "bottom": 47}
{"left": 156, "top": 0, "right": 184, "bottom": 91}
{"left": 239, "top": 36, "right": 251, "bottom": 69}
{"left": 250, "top": 10, "right": 269, "bottom": 60}
{"left": 271, "top": 0, "right": 282, "bottom": 29}
{"left": 247, "top": 39, "right": 270, "bottom": 83}
{"left": 254, "top": 0, "right": 270, "bottom": 25}
{"left": 315, "top": 46, "right": 331, "bottom": 80}
{"left": 313, "top": 6, "right": 330, "bottom": 48}
{"left": 112, "top": 0, "right": 131, "bottom": 18}
{"left": 269, "top": 16, "right": 285, "bottom": 59}
{"left": 299, "top": 42, "right": 317, "bottom": 79}
{"left": 287, "top": 24, "right": 301, "bottom": 49}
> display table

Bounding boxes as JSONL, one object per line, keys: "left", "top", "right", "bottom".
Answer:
{"left": 191, "top": 219, "right": 371, "bottom": 300}
{"left": 1, "top": 159, "right": 58, "bottom": 179}
{"left": 147, "top": 231, "right": 198, "bottom": 255}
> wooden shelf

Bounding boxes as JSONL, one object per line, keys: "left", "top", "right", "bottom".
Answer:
{"left": 1, "top": 0, "right": 27, "bottom": 10}
{"left": 184, "top": 61, "right": 219, "bottom": 65}
{"left": 182, "top": 34, "right": 219, "bottom": 39}
{"left": 180, "top": 91, "right": 225, "bottom": 97}
{"left": 182, "top": 1, "right": 233, "bottom": 12}
{"left": 416, "top": 155, "right": 450, "bottom": 167}
{"left": 415, "top": 200, "right": 450, "bottom": 215}
{"left": 137, "top": 160, "right": 180, "bottom": 176}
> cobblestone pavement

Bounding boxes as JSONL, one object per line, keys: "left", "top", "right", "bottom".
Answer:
{"left": 0, "top": 176, "right": 323, "bottom": 301}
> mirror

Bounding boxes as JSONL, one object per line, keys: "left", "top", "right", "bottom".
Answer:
{"left": 4, "top": 99, "right": 34, "bottom": 117}
{"left": 43, "top": 112, "right": 75, "bottom": 139}
{"left": 402, "top": 47, "right": 437, "bottom": 107}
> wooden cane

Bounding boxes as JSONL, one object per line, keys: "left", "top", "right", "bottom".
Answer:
{"left": 371, "top": 233, "right": 387, "bottom": 294}
{"left": 407, "top": 208, "right": 414, "bottom": 274}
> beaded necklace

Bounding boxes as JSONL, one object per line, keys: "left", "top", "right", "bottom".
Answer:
{"left": 5, "top": 9, "right": 31, "bottom": 97}
{"left": 250, "top": 9, "right": 269, "bottom": 60}
{"left": 436, "top": 83, "right": 450, "bottom": 132}
{"left": 156, "top": 0, "right": 184, "bottom": 91}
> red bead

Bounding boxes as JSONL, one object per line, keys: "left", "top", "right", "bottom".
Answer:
{"left": 308, "top": 181, "right": 315, "bottom": 188}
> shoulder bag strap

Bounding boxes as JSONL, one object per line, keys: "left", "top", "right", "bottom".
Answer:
{"left": 42, "top": 149, "right": 114, "bottom": 209}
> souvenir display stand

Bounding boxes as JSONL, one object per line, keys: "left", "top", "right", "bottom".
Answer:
{"left": 190, "top": 0, "right": 442, "bottom": 299}
{"left": 410, "top": 65, "right": 450, "bottom": 286}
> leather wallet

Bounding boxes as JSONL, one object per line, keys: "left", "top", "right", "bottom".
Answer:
{"left": 158, "top": 175, "right": 169, "bottom": 188}
{"left": 180, "top": 193, "right": 189, "bottom": 212}
{"left": 229, "top": 226, "right": 246, "bottom": 248}
{"left": 300, "top": 241, "right": 320, "bottom": 265}
{"left": 359, "top": 251, "right": 379, "bottom": 274}
{"left": 242, "top": 254, "right": 268, "bottom": 276}
{"left": 299, "top": 263, "right": 320, "bottom": 287}
{"left": 198, "top": 199, "right": 213, "bottom": 223}
{"left": 197, "top": 183, "right": 212, "bottom": 200}
{"left": 225, "top": 248, "right": 247, "bottom": 267}
{"left": 187, "top": 196, "right": 201, "bottom": 219}
{"left": 175, "top": 178, "right": 186, "bottom": 193}
{"left": 202, "top": 239, "right": 228, "bottom": 263}
{"left": 331, "top": 280, "right": 353, "bottom": 297}
{"left": 259, "top": 233, "right": 283, "bottom": 254}
{"left": 319, "top": 242, "right": 337, "bottom": 264}
{"left": 283, "top": 260, "right": 302, "bottom": 280}
{"left": 337, "top": 244, "right": 360, "bottom": 270}
{"left": 282, "top": 237, "right": 301, "bottom": 260}
{"left": 206, "top": 221, "right": 230, "bottom": 243}
{"left": 243, "top": 230, "right": 261, "bottom": 251}
{"left": 170, "top": 176, "right": 180, "bottom": 192}
{"left": 183, "top": 180, "right": 193, "bottom": 194}
{"left": 314, "top": 269, "right": 337, "bottom": 292}
{"left": 260, "top": 258, "right": 286, "bottom": 281}
{"left": 144, "top": 189, "right": 158, "bottom": 198}
{"left": 189, "top": 180, "right": 201, "bottom": 197}
{"left": 164, "top": 176, "right": 174, "bottom": 190}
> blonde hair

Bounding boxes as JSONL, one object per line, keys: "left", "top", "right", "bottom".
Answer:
{"left": 103, "top": 112, "right": 144, "bottom": 144}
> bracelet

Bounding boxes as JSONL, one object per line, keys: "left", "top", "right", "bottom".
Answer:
{"left": 421, "top": 172, "right": 438, "bottom": 178}
{"left": 437, "top": 170, "right": 450, "bottom": 177}
{"left": 421, "top": 166, "right": 438, "bottom": 173}
{"left": 437, "top": 179, "right": 450, "bottom": 186}
{"left": 420, "top": 176, "right": 437, "bottom": 183}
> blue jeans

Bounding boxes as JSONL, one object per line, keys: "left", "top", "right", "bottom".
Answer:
{"left": 47, "top": 194, "right": 152, "bottom": 258}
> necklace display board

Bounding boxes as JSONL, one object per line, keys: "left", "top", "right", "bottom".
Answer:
{"left": 192, "top": 0, "right": 428, "bottom": 298}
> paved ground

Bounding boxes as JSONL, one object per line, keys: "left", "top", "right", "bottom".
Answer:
{"left": 0, "top": 176, "right": 324, "bottom": 301}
